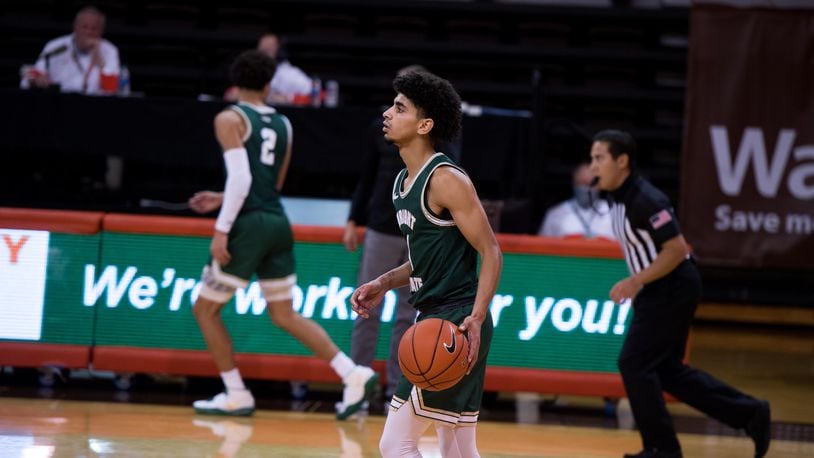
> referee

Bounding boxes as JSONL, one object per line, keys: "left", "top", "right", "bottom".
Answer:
{"left": 589, "top": 129, "right": 771, "bottom": 458}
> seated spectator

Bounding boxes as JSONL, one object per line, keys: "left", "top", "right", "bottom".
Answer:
{"left": 20, "top": 6, "right": 120, "bottom": 95}
{"left": 224, "top": 32, "right": 312, "bottom": 105}
{"left": 538, "top": 162, "right": 614, "bottom": 240}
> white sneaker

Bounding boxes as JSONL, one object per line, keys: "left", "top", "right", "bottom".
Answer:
{"left": 193, "top": 391, "right": 255, "bottom": 417}
{"left": 336, "top": 366, "right": 379, "bottom": 420}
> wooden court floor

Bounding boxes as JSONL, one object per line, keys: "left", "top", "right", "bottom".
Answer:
{"left": 0, "top": 322, "right": 812, "bottom": 457}
{"left": 0, "top": 398, "right": 812, "bottom": 457}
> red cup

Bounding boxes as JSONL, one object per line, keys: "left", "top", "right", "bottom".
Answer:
{"left": 21, "top": 65, "right": 44, "bottom": 79}
{"left": 291, "top": 93, "right": 310, "bottom": 106}
{"left": 100, "top": 72, "right": 119, "bottom": 92}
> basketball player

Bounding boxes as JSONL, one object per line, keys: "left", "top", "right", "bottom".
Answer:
{"left": 351, "top": 71, "right": 502, "bottom": 457}
{"left": 188, "top": 50, "right": 377, "bottom": 419}
{"left": 590, "top": 129, "right": 771, "bottom": 458}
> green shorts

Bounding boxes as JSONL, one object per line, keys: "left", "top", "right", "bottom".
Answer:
{"left": 216, "top": 210, "right": 296, "bottom": 282}
{"left": 390, "top": 303, "right": 493, "bottom": 426}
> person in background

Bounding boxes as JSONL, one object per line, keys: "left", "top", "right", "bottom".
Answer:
{"left": 538, "top": 162, "right": 614, "bottom": 240}
{"left": 20, "top": 6, "right": 120, "bottom": 95}
{"left": 188, "top": 50, "right": 377, "bottom": 419}
{"left": 257, "top": 33, "right": 313, "bottom": 104}
{"left": 224, "top": 33, "right": 312, "bottom": 105}
{"left": 590, "top": 129, "right": 771, "bottom": 458}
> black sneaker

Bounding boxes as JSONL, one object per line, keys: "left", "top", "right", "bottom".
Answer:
{"left": 746, "top": 399, "right": 771, "bottom": 458}
{"left": 623, "top": 449, "right": 682, "bottom": 458}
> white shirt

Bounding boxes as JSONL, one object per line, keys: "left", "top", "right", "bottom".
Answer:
{"left": 267, "top": 60, "right": 312, "bottom": 103}
{"left": 538, "top": 198, "right": 615, "bottom": 240}
{"left": 21, "top": 33, "right": 120, "bottom": 95}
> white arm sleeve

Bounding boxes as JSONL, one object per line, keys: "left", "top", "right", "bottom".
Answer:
{"left": 214, "top": 147, "right": 252, "bottom": 233}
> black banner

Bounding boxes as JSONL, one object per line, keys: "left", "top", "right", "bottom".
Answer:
{"left": 680, "top": 4, "right": 814, "bottom": 269}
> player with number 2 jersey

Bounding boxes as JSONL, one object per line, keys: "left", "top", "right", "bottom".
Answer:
{"left": 188, "top": 50, "right": 378, "bottom": 419}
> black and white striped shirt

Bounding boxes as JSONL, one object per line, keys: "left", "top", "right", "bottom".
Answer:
{"left": 608, "top": 173, "right": 681, "bottom": 275}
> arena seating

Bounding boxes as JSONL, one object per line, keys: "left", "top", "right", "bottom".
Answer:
{"left": 0, "top": 0, "right": 688, "bottom": 223}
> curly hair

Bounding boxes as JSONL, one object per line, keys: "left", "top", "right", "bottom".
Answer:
{"left": 393, "top": 71, "right": 462, "bottom": 147}
{"left": 229, "top": 50, "right": 277, "bottom": 91}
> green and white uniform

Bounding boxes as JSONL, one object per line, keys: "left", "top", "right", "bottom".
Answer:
{"left": 389, "top": 153, "right": 494, "bottom": 426}
{"left": 202, "top": 102, "right": 296, "bottom": 295}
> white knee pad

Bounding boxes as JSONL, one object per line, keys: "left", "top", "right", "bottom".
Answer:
{"left": 198, "top": 263, "right": 246, "bottom": 303}
{"left": 260, "top": 274, "right": 297, "bottom": 302}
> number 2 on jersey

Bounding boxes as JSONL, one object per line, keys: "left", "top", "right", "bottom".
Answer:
{"left": 260, "top": 127, "right": 277, "bottom": 166}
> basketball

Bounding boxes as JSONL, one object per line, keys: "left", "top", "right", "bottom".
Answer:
{"left": 398, "top": 317, "right": 471, "bottom": 391}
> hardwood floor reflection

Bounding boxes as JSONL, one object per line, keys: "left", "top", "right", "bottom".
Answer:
{"left": 1, "top": 398, "right": 813, "bottom": 457}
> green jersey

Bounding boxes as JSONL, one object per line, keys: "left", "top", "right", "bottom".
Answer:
{"left": 392, "top": 153, "right": 478, "bottom": 309}
{"left": 229, "top": 102, "right": 292, "bottom": 215}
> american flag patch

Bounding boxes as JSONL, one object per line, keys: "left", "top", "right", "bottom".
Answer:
{"left": 649, "top": 209, "right": 673, "bottom": 229}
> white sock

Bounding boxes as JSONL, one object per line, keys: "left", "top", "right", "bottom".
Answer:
{"left": 221, "top": 368, "right": 247, "bottom": 393}
{"left": 330, "top": 352, "right": 356, "bottom": 380}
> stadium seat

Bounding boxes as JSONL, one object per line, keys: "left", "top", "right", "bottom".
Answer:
{"left": 215, "top": 7, "right": 272, "bottom": 35}
{"left": 375, "top": 15, "right": 430, "bottom": 40}
{"left": 515, "top": 21, "right": 572, "bottom": 47}
{"left": 144, "top": 2, "right": 201, "bottom": 29}
{"left": 445, "top": 18, "right": 502, "bottom": 44}
{"left": 303, "top": 13, "right": 359, "bottom": 38}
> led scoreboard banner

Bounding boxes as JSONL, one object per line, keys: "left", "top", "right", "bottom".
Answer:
{"left": 1, "top": 208, "right": 631, "bottom": 397}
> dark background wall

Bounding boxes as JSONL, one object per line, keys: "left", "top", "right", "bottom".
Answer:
{"left": 0, "top": 0, "right": 688, "bottom": 212}
{"left": 1, "top": 0, "right": 810, "bottom": 307}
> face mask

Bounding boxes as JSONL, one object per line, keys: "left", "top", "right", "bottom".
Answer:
{"left": 573, "top": 184, "right": 598, "bottom": 209}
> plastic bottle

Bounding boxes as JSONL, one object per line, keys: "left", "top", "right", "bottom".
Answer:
{"left": 118, "top": 65, "right": 131, "bottom": 96}
{"left": 310, "top": 77, "right": 322, "bottom": 107}
{"left": 324, "top": 80, "right": 339, "bottom": 108}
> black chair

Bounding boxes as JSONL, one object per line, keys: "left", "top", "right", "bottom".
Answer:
{"left": 144, "top": 2, "right": 201, "bottom": 29}
{"left": 587, "top": 25, "right": 646, "bottom": 50}
{"left": 515, "top": 21, "right": 572, "bottom": 47}
{"left": 215, "top": 7, "right": 271, "bottom": 35}
{"left": 445, "top": 18, "right": 501, "bottom": 44}
{"left": 303, "top": 13, "right": 359, "bottom": 38}
{"left": 375, "top": 15, "right": 430, "bottom": 40}
{"left": 1, "top": 0, "right": 57, "bottom": 20}
{"left": 124, "top": 44, "right": 205, "bottom": 96}
{"left": 582, "top": 64, "right": 640, "bottom": 90}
